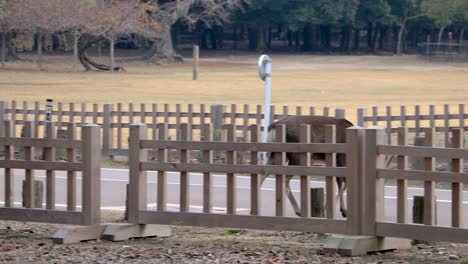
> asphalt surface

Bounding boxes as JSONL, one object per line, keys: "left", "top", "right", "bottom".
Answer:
{"left": 1, "top": 168, "right": 468, "bottom": 227}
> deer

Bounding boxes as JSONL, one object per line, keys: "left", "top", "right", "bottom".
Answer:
{"left": 261, "top": 115, "right": 354, "bottom": 218}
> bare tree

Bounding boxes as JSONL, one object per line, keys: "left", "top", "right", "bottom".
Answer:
{"left": 144, "top": 0, "right": 245, "bottom": 64}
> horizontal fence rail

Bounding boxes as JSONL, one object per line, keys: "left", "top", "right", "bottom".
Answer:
{"left": 0, "top": 120, "right": 101, "bottom": 226}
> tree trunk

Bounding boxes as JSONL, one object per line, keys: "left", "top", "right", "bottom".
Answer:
{"left": 78, "top": 36, "right": 125, "bottom": 72}
{"left": 459, "top": 28, "right": 465, "bottom": 45}
{"left": 110, "top": 36, "right": 114, "bottom": 73}
{"left": 248, "top": 27, "right": 258, "bottom": 50}
{"left": 437, "top": 25, "right": 447, "bottom": 44}
{"left": 287, "top": 30, "right": 293, "bottom": 47}
{"left": 73, "top": 30, "right": 79, "bottom": 72}
{"left": 354, "top": 29, "right": 360, "bottom": 50}
{"left": 145, "top": 27, "right": 184, "bottom": 64}
{"left": 303, "top": 24, "right": 313, "bottom": 51}
{"left": 1, "top": 32, "right": 5, "bottom": 68}
{"left": 232, "top": 25, "right": 238, "bottom": 50}
{"left": 257, "top": 27, "right": 267, "bottom": 52}
{"left": 36, "top": 31, "right": 43, "bottom": 70}
{"left": 367, "top": 22, "right": 373, "bottom": 50}
{"left": 396, "top": 22, "right": 406, "bottom": 55}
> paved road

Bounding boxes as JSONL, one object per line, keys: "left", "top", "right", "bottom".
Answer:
{"left": 1, "top": 168, "right": 468, "bottom": 227}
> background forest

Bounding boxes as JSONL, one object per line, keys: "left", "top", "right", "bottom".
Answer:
{"left": 1, "top": 0, "right": 468, "bottom": 71}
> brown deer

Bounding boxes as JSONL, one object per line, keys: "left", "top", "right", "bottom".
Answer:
{"left": 261, "top": 115, "right": 353, "bottom": 218}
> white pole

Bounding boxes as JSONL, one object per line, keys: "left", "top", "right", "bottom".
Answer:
{"left": 258, "top": 55, "right": 272, "bottom": 164}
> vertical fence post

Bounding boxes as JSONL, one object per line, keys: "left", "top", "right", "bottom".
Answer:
{"left": 335, "top": 108, "right": 345, "bottom": 119}
{"left": 346, "top": 126, "right": 365, "bottom": 235}
{"left": 193, "top": 45, "right": 199, "bottom": 80}
{"left": 4, "top": 120, "right": 14, "bottom": 207}
{"left": 397, "top": 127, "right": 409, "bottom": 224}
{"left": 202, "top": 124, "right": 213, "bottom": 214}
{"left": 157, "top": 123, "right": 168, "bottom": 212}
{"left": 45, "top": 122, "right": 56, "bottom": 210}
{"left": 81, "top": 124, "right": 101, "bottom": 226}
{"left": 250, "top": 124, "right": 261, "bottom": 215}
{"left": 211, "top": 104, "right": 226, "bottom": 160}
{"left": 299, "top": 124, "right": 311, "bottom": 218}
{"left": 362, "top": 126, "right": 385, "bottom": 236}
{"left": 128, "top": 123, "right": 148, "bottom": 223}
{"left": 423, "top": 127, "right": 436, "bottom": 226}
{"left": 325, "top": 125, "right": 336, "bottom": 219}
{"left": 103, "top": 103, "right": 113, "bottom": 156}
{"left": 451, "top": 128, "right": 463, "bottom": 227}
{"left": 0, "top": 101, "right": 6, "bottom": 138}
{"left": 357, "top": 107, "right": 367, "bottom": 127}
{"left": 274, "top": 124, "right": 286, "bottom": 217}
{"left": 23, "top": 121, "right": 35, "bottom": 208}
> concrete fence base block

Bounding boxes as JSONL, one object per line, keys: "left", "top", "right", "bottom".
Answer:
{"left": 101, "top": 223, "right": 172, "bottom": 242}
{"left": 324, "top": 235, "right": 412, "bottom": 256}
{"left": 51, "top": 225, "right": 107, "bottom": 244}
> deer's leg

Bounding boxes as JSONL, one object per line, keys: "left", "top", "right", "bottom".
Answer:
{"left": 285, "top": 175, "right": 302, "bottom": 217}
{"left": 337, "top": 177, "right": 347, "bottom": 217}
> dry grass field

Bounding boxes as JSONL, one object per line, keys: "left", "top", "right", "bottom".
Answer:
{"left": 0, "top": 51, "right": 467, "bottom": 124}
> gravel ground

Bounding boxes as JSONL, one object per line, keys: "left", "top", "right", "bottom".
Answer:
{"left": 1, "top": 213, "right": 468, "bottom": 264}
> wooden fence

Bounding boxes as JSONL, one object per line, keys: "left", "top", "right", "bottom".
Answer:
{"left": 127, "top": 122, "right": 354, "bottom": 234}
{"left": 0, "top": 121, "right": 101, "bottom": 226}
{"left": 369, "top": 127, "right": 468, "bottom": 243}
{"left": 127, "top": 122, "right": 468, "bottom": 243}
{"left": 0, "top": 100, "right": 344, "bottom": 156}
{"left": 357, "top": 104, "right": 468, "bottom": 146}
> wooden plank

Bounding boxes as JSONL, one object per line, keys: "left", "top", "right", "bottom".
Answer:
{"left": 81, "top": 124, "right": 101, "bottom": 226}
{"left": 249, "top": 125, "right": 261, "bottom": 215}
{"left": 376, "top": 145, "right": 468, "bottom": 159}
{"left": 69, "top": 103, "right": 75, "bottom": 124}
{"left": 323, "top": 107, "right": 329, "bottom": 117}
{"left": 444, "top": 104, "right": 450, "bottom": 147}
{"left": 128, "top": 124, "right": 148, "bottom": 223}
{"left": 230, "top": 104, "right": 236, "bottom": 127}
{"left": 57, "top": 102, "right": 63, "bottom": 128}
{"left": 117, "top": 103, "right": 123, "bottom": 149}
{"left": 142, "top": 162, "right": 347, "bottom": 177}
{"left": 357, "top": 107, "right": 366, "bottom": 127}
{"left": 140, "top": 103, "right": 146, "bottom": 124}
{"left": 400, "top": 106, "right": 406, "bottom": 127}
{"left": 372, "top": 106, "right": 378, "bottom": 126}
{"left": 226, "top": 124, "right": 237, "bottom": 215}
{"left": 188, "top": 104, "right": 194, "bottom": 133}
{"left": 33, "top": 101, "right": 39, "bottom": 137}
{"left": 242, "top": 104, "right": 249, "bottom": 141}
{"left": 274, "top": 124, "right": 286, "bottom": 217}
{"left": 386, "top": 106, "right": 392, "bottom": 144}
{"left": 163, "top": 104, "right": 169, "bottom": 124}
{"left": 180, "top": 123, "right": 191, "bottom": 212}
{"left": 377, "top": 169, "right": 468, "bottom": 184}
{"left": 45, "top": 122, "right": 56, "bottom": 210}
{"left": 67, "top": 123, "right": 77, "bottom": 211}
{"left": 80, "top": 103, "right": 86, "bottom": 125}
{"left": 202, "top": 124, "right": 213, "bottom": 214}
{"left": 4, "top": 120, "right": 14, "bottom": 207}
{"left": 299, "top": 124, "right": 311, "bottom": 218}
{"left": 200, "top": 104, "right": 206, "bottom": 129}
{"left": 423, "top": 127, "right": 436, "bottom": 226}
{"left": 151, "top": 104, "right": 158, "bottom": 141}
{"left": 0, "top": 101, "right": 7, "bottom": 138}
{"left": 141, "top": 140, "right": 346, "bottom": 153}
{"left": 459, "top": 104, "right": 465, "bottom": 130}
{"left": 429, "top": 105, "right": 435, "bottom": 128}
{"left": 282, "top": 105, "right": 288, "bottom": 118}
{"left": 346, "top": 126, "right": 365, "bottom": 235}
{"left": 415, "top": 105, "right": 421, "bottom": 137}
{"left": 362, "top": 127, "right": 385, "bottom": 236}
{"left": 296, "top": 106, "right": 302, "bottom": 115}
{"left": 175, "top": 104, "right": 181, "bottom": 140}
{"left": 128, "top": 103, "right": 134, "bottom": 124}
{"left": 92, "top": 104, "right": 98, "bottom": 124}
{"left": 102, "top": 104, "right": 113, "bottom": 155}
{"left": 11, "top": 100, "right": 17, "bottom": 136}
{"left": 0, "top": 138, "right": 81, "bottom": 149}
{"left": 23, "top": 121, "right": 35, "bottom": 208}
{"left": 0, "top": 208, "right": 83, "bottom": 225}
{"left": 157, "top": 123, "right": 168, "bottom": 212}
{"left": 451, "top": 129, "right": 463, "bottom": 228}
{"left": 255, "top": 105, "right": 262, "bottom": 127}
{"left": 397, "top": 127, "right": 408, "bottom": 224}
{"left": 325, "top": 125, "right": 336, "bottom": 219}
{"left": 138, "top": 211, "right": 348, "bottom": 235}
{"left": 309, "top": 107, "right": 316, "bottom": 116}
{"left": 376, "top": 222, "right": 468, "bottom": 244}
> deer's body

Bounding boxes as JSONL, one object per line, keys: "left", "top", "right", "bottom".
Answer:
{"left": 262, "top": 115, "right": 353, "bottom": 217}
